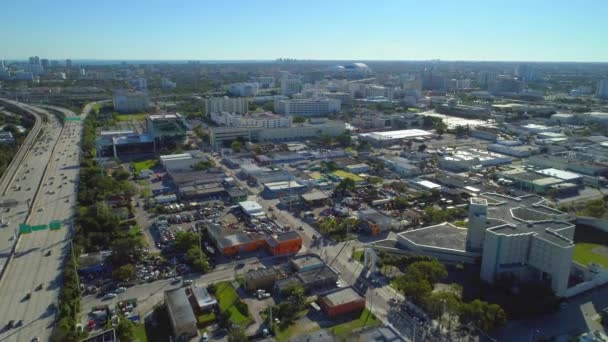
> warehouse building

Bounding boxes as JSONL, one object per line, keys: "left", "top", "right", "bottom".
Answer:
{"left": 207, "top": 226, "right": 302, "bottom": 257}
{"left": 164, "top": 288, "right": 197, "bottom": 340}
{"left": 318, "top": 287, "right": 366, "bottom": 319}
{"left": 290, "top": 254, "right": 325, "bottom": 272}
{"left": 359, "top": 129, "right": 432, "bottom": 147}
{"left": 244, "top": 266, "right": 288, "bottom": 291}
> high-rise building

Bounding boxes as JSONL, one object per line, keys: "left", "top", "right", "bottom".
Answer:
{"left": 130, "top": 77, "right": 147, "bottom": 90}
{"left": 596, "top": 78, "right": 608, "bottom": 99}
{"left": 478, "top": 71, "right": 498, "bottom": 90}
{"left": 161, "top": 78, "right": 177, "bottom": 90}
{"left": 205, "top": 97, "right": 249, "bottom": 114}
{"left": 280, "top": 78, "right": 302, "bottom": 96}
{"left": 66, "top": 59, "right": 72, "bottom": 68}
{"left": 41, "top": 59, "right": 49, "bottom": 68}
{"left": 516, "top": 64, "right": 536, "bottom": 82}
{"left": 228, "top": 82, "right": 259, "bottom": 97}
{"left": 112, "top": 90, "right": 150, "bottom": 113}
{"left": 210, "top": 111, "right": 291, "bottom": 128}
{"left": 420, "top": 69, "right": 446, "bottom": 90}
{"left": 274, "top": 98, "right": 341, "bottom": 117}
{"left": 28, "top": 56, "right": 40, "bottom": 65}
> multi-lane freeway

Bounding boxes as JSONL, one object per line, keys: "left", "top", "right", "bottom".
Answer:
{"left": 0, "top": 100, "right": 84, "bottom": 341}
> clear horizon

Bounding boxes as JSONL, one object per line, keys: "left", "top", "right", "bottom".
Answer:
{"left": 2, "top": 0, "right": 607, "bottom": 62}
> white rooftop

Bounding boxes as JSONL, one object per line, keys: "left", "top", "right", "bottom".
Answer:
{"left": 416, "top": 180, "right": 442, "bottom": 190}
{"left": 536, "top": 168, "right": 582, "bottom": 181}
{"left": 360, "top": 129, "right": 431, "bottom": 141}
{"left": 239, "top": 201, "right": 263, "bottom": 214}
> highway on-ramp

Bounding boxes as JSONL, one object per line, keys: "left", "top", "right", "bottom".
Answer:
{"left": 0, "top": 101, "right": 84, "bottom": 342}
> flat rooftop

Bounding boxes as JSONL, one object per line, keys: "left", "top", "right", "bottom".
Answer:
{"left": 360, "top": 129, "right": 431, "bottom": 141}
{"left": 479, "top": 193, "right": 574, "bottom": 247}
{"left": 321, "top": 287, "right": 364, "bottom": 306}
{"left": 297, "top": 265, "right": 337, "bottom": 285}
{"left": 291, "top": 254, "right": 324, "bottom": 269}
{"left": 399, "top": 223, "right": 468, "bottom": 251}
{"left": 165, "top": 288, "right": 196, "bottom": 326}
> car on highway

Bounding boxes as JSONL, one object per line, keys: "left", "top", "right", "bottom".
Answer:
{"left": 45, "top": 250, "right": 52, "bottom": 256}
{"left": 5, "top": 320, "right": 15, "bottom": 330}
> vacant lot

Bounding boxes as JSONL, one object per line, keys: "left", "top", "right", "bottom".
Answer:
{"left": 327, "top": 309, "right": 380, "bottom": 337}
{"left": 115, "top": 113, "right": 148, "bottom": 121}
{"left": 573, "top": 225, "right": 608, "bottom": 267}
{"left": 215, "top": 281, "right": 252, "bottom": 326}
{"left": 133, "top": 159, "right": 158, "bottom": 173}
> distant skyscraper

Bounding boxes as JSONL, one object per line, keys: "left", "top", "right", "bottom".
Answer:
{"left": 419, "top": 69, "right": 445, "bottom": 90}
{"left": 516, "top": 64, "right": 536, "bottom": 82}
{"left": 28, "top": 56, "right": 40, "bottom": 65}
{"left": 0, "top": 60, "right": 5, "bottom": 70}
{"left": 66, "top": 59, "right": 72, "bottom": 68}
{"left": 478, "top": 71, "right": 498, "bottom": 90}
{"left": 596, "top": 78, "right": 608, "bottom": 99}
{"left": 41, "top": 59, "right": 49, "bottom": 68}
{"left": 280, "top": 78, "right": 302, "bottom": 96}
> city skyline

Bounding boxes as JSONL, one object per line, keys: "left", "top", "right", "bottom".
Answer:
{"left": 2, "top": 0, "right": 608, "bottom": 62}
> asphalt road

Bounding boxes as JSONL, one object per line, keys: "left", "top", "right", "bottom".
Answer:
{"left": 79, "top": 257, "right": 263, "bottom": 327}
{"left": 0, "top": 101, "right": 84, "bottom": 342}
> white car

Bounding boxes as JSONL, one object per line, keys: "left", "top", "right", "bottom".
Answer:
{"left": 102, "top": 293, "right": 117, "bottom": 300}
{"left": 115, "top": 287, "right": 127, "bottom": 293}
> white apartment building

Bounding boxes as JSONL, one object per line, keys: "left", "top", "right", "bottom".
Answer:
{"left": 112, "top": 90, "right": 149, "bottom": 113}
{"left": 210, "top": 112, "right": 291, "bottom": 129}
{"left": 205, "top": 96, "right": 249, "bottom": 114}
{"left": 257, "top": 76, "right": 275, "bottom": 88}
{"left": 208, "top": 121, "right": 345, "bottom": 147}
{"left": 280, "top": 78, "right": 302, "bottom": 96}
{"left": 161, "top": 78, "right": 177, "bottom": 90}
{"left": 274, "top": 98, "right": 341, "bottom": 117}
{"left": 229, "top": 82, "right": 259, "bottom": 97}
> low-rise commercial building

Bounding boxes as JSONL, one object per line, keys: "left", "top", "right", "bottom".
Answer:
{"left": 439, "top": 148, "right": 512, "bottom": 172}
{"left": 359, "top": 129, "right": 432, "bottom": 147}
{"left": 318, "top": 287, "right": 366, "bottom": 319}
{"left": 165, "top": 288, "right": 197, "bottom": 340}
{"left": 379, "top": 156, "right": 421, "bottom": 177}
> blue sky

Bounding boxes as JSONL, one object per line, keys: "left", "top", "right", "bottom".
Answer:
{"left": 2, "top": 0, "right": 607, "bottom": 61}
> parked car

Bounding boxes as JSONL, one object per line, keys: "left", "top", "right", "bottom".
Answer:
{"left": 102, "top": 293, "right": 117, "bottom": 300}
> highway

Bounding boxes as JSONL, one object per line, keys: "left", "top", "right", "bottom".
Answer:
{"left": 0, "top": 100, "right": 84, "bottom": 342}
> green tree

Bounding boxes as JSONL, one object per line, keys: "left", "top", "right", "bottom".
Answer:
{"left": 115, "top": 316, "right": 136, "bottom": 341}
{"left": 112, "top": 264, "right": 136, "bottom": 282}
{"left": 459, "top": 300, "right": 507, "bottom": 331}
{"left": 112, "top": 168, "right": 131, "bottom": 181}
{"left": 408, "top": 260, "right": 448, "bottom": 284}
{"left": 292, "top": 116, "right": 307, "bottom": 124}
{"left": 580, "top": 199, "right": 606, "bottom": 218}
{"left": 417, "top": 144, "right": 428, "bottom": 152}
{"left": 336, "top": 178, "right": 356, "bottom": 194}
{"left": 227, "top": 327, "right": 248, "bottom": 342}
{"left": 231, "top": 140, "right": 242, "bottom": 153}
{"left": 434, "top": 119, "right": 448, "bottom": 135}
{"left": 174, "top": 231, "right": 198, "bottom": 251}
